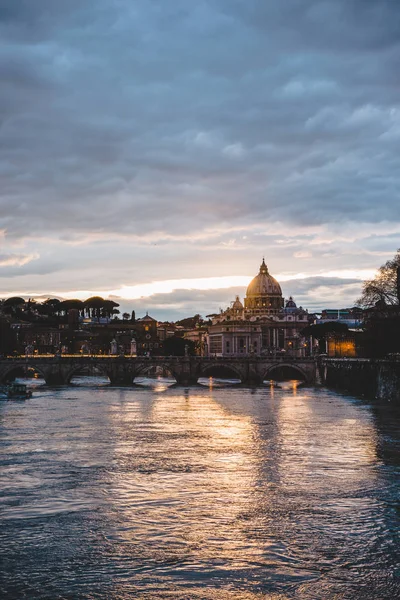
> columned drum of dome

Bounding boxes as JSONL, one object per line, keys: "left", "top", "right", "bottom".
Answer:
{"left": 244, "top": 259, "right": 284, "bottom": 313}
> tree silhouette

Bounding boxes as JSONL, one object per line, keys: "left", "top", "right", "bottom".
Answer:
{"left": 357, "top": 249, "right": 400, "bottom": 307}
{"left": 2, "top": 297, "right": 26, "bottom": 316}
{"left": 163, "top": 336, "right": 195, "bottom": 356}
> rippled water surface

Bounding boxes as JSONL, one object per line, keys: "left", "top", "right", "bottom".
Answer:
{"left": 1, "top": 377, "right": 399, "bottom": 599}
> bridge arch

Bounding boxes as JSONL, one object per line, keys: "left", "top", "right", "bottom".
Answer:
{"left": 263, "top": 363, "right": 309, "bottom": 383}
{"left": 0, "top": 363, "right": 47, "bottom": 384}
{"left": 133, "top": 361, "right": 180, "bottom": 383}
{"left": 199, "top": 363, "right": 243, "bottom": 383}
{"left": 63, "top": 363, "right": 112, "bottom": 384}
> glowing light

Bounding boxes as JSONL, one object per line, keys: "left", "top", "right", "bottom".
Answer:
{"left": 41, "top": 276, "right": 251, "bottom": 301}
{"left": 108, "top": 276, "right": 251, "bottom": 299}
{"left": 276, "top": 268, "right": 377, "bottom": 282}
{"left": 1, "top": 268, "right": 377, "bottom": 303}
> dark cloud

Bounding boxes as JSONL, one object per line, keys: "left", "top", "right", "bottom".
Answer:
{"left": 1, "top": 0, "right": 399, "bottom": 236}
{"left": 0, "top": 1, "right": 398, "bottom": 311}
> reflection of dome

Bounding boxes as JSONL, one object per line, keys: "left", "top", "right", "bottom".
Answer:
{"left": 246, "top": 259, "right": 282, "bottom": 297}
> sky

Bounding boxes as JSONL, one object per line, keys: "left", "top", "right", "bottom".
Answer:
{"left": 1, "top": 0, "right": 399, "bottom": 320}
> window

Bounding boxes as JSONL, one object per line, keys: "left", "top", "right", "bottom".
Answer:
{"left": 210, "top": 336, "right": 222, "bottom": 354}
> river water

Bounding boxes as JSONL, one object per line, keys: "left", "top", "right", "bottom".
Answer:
{"left": 0, "top": 377, "right": 399, "bottom": 599}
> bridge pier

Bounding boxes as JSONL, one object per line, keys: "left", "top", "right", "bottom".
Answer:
{"left": 45, "top": 372, "right": 69, "bottom": 386}
{"left": 242, "top": 362, "right": 263, "bottom": 386}
{"left": 242, "top": 373, "right": 263, "bottom": 386}
{"left": 172, "top": 359, "right": 199, "bottom": 386}
{"left": 106, "top": 361, "right": 135, "bottom": 385}
{"left": 174, "top": 374, "right": 198, "bottom": 386}
{"left": 109, "top": 373, "right": 135, "bottom": 385}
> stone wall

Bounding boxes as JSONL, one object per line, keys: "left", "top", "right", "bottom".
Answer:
{"left": 322, "top": 358, "right": 400, "bottom": 402}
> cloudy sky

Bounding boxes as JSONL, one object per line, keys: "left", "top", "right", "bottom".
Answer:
{"left": 1, "top": 0, "right": 399, "bottom": 319}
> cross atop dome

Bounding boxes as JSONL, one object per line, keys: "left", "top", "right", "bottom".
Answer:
{"left": 259, "top": 258, "right": 269, "bottom": 275}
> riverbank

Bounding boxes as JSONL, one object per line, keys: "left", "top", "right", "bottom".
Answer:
{"left": 322, "top": 358, "right": 400, "bottom": 402}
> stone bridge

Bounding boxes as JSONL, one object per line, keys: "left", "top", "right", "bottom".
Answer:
{"left": 0, "top": 356, "right": 317, "bottom": 386}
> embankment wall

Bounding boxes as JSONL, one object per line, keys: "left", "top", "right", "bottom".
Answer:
{"left": 322, "top": 359, "right": 400, "bottom": 402}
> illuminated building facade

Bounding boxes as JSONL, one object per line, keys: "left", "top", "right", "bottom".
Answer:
{"left": 207, "top": 259, "right": 311, "bottom": 357}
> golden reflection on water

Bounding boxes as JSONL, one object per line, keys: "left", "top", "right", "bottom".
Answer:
{"left": 105, "top": 381, "right": 382, "bottom": 596}
{"left": 153, "top": 376, "right": 171, "bottom": 393}
{"left": 108, "top": 386, "right": 260, "bottom": 570}
{"left": 1, "top": 379, "right": 397, "bottom": 600}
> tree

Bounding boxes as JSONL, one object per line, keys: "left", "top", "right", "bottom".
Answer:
{"left": 356, "top": 249, "right": 400, "bottom": 356}
{"left": 301, "top": 322, "right": 349, "bottom": 339}
{"left": 357, "top": 249, "right": 400, "bottom": 307}
{"left": 57, "top": 299, "right": 84, "bottom": 315}
{"left": 41, "top": 298, "right": 61, "bottom": 317}
{"left": 175, "top": 314, "right": 204, "bottom": 329}
{"left": 359, "top": 309, "right": 400, "bottom": 358}
{"left": 2, "top": 297, "right": 26, "bottom": 316}
{"left": 44, "top": 298, "right": 61, "bottom": 308}
{"left": 122, "top": 312, "right": 130, "bottom": 321}
{"left": 0, "top": 317, "right": 17, "bottom": 355}
{"left": 301, "top": 322, "right": 349, "bottom": 353}
{"left": 84, "top": 296, "right": 105, "bottom": 319}
{"left": 102, "top": 300, "right": 120, "bottom": 318}
{"left": 3, "top": 297, "right": 25, "bottom": 307}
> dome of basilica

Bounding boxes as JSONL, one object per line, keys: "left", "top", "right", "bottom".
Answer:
{"left": 285, "top": 296, "right": 297, "bottom": 308}
{"left": 232, "top": 295, "right": 243, "bottom": 310}
{"left": 246, "top": 259, "right": 282, "bottom": 297}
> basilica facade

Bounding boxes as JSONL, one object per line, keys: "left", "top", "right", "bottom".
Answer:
{"left": 207, "top": 259, "right": 312, "bottom": 357}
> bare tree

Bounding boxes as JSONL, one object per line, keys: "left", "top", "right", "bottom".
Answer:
{"left": 357, "top": 249, "right": 400, "bottom": 307}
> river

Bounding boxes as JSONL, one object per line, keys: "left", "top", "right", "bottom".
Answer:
{"left": 1, "top": 377, "right": 399, "bottom": 599}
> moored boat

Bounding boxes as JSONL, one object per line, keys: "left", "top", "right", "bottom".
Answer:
{"left": 6, "top": 383, "right": 33, "bottom": 400}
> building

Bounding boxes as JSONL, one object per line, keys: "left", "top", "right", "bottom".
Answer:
{"left": 318, "top": 307, "right": 363, "bottom": 329}
{"left": 327, "top": 333, "right": 357, "bottom": 357}
{"left": 60, "top": 312, "right": 160, "bottom": 355}
{"left": 184, "top": 326, "right": 213, "bottom": 356}
{"left": 207, "top": 259, "right": 311, "bottom": 357}
{"left": 134, "top": 313, "right": 159, "bottom": 355}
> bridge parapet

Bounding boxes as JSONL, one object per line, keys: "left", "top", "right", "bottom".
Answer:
{"left": 0, "top": 356, "right": 318, "bottom": 386}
